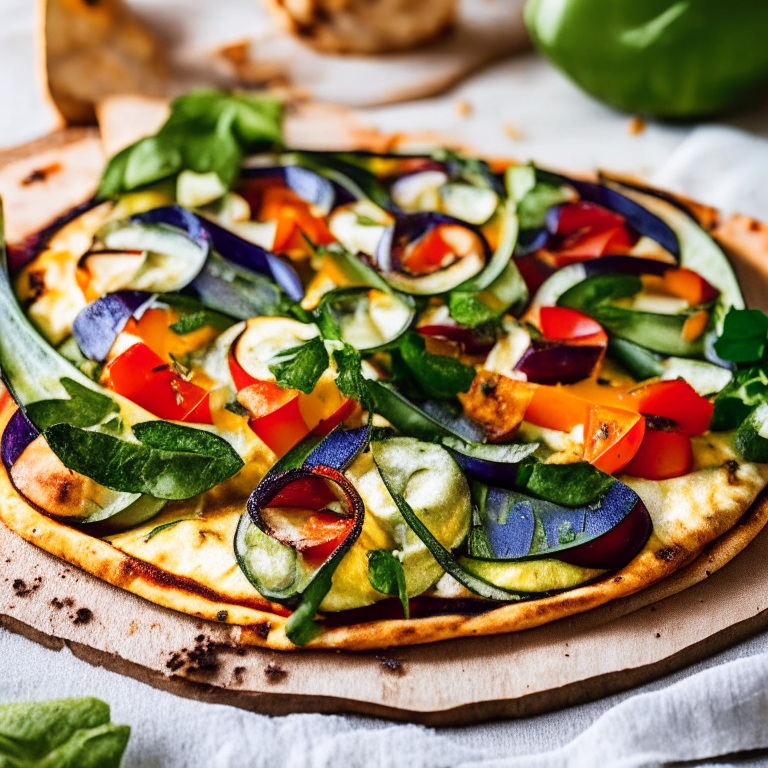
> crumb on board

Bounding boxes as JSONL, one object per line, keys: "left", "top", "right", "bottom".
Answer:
{"left": 503, "top": 122, "right": 524, "bottom": 140}
{"left": 264, "top": 661, "right": 287, "bottom": 682}
{"left": 628, "top": 117, "right": 646, "bottom": 136}
{"left": 455, "top": 100, "right": 472, "bottom": 118}
{"left": 376, "top": 655, "right": 405, "bottom": 675}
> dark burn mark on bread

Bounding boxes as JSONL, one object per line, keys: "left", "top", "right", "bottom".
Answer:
{"left": 654, "top": 546, "right": 681, "bottom": 563}
{"left": 724, "top": 460, "right": 740, "bottom": 485}
{"left": 21, "top": 163, "right": 62, "bottom": 186}
{"left": 117, "top": 553, "right": 274, "bottom": 614}
{"left": 249, "top": 621, "right": 272, "bottom": 639}
{"left": 51, "top": 596, "right": 74, "bottom": 609}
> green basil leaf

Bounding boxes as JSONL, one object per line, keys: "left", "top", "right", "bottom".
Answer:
{"left": 332, "top": 343, "right": 371, "bottom": 409}
{"left": 398, "top": 332, "right": 475, "bottom": 400}
{"left": 0, "top": 697, "right": 129, "bottom": 768}
{"left": 515, "top": 460, "right": 615, "bottom": 507}
{"left": 169, "top": 309, "right": 234, "bottom": 335}
{"left": 269, "top": 336, "right": 329, "bottom": 395}
{"left": 367, "top": 550, "right": 409, "bottom": 618}
{"left": 43, "top": 421, "right": 244, "bottom": 500}
{"left": 144, "top": 518, "right": 190, "bottom": 542}
{"left": 714, "top": 308, "right": 768, "bottom": 364}
{"left": 711, "top": 367, "right": 768, "bottom": 431}
{"left": 98, "top": 90, "right": 283, "bottom": 199}
{"left": 25, "top": 377, "right": 119, "bottom": 432}
{"left": 517, "top": 183, "right": 572, "bottom": 231}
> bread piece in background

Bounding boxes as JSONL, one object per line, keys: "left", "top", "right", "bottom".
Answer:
{"left": 264, "top": 0, "right": 457, "bottom": 54}
{"left": 42, "top": 0, "right": 170, "bottom": 125}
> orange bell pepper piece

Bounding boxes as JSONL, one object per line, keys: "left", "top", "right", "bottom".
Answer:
{"left": 584, "top": 404, "right": 645, "bottom": 474}
{"left": 662, "top": 267, "right": 718, "bottom": 306}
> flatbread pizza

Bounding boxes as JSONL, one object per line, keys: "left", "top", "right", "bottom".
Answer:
{"left": 2, "top": 91, "right": 768, "bottom": 651}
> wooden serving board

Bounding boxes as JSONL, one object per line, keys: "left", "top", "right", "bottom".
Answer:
{"left": 3, "top": 127, "right": 768, "bottom": 725}
{"left": 3, "top": 503, "right": 768, "bottom": 725}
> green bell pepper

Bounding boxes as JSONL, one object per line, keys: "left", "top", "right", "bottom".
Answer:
{"left": 525, "top": 0, "right": 768, "bottom": 118}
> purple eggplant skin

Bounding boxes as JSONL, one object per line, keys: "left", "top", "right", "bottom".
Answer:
{"left": 549, "top": 174, "right": 681, "bottom": 260}
{"left": 514, "top": 227, "right": 550, "bottom": 257}
{"left": 0, "top": 407, "right": 39, "bottom": 471}
{"left": 449, "top": 452, "right": 518, "bottom": 490}
{"left": 376, "top": 211, "right": 491, "bottom": 273}
{"left": 582, "top": 254, "right": 670, "bottom": 278}
{"left": 200, "top": 217, "right": 304, "bottom": 302}
{"left": 8, "top": 197, "right": 101, "bottom": 273}
{"left": 72, "top": 291, "right": 155, "bottom": 362}
{"left": 515, "top": 339, "right": 605, "bottom": 385}
{"left": 131, "top": 205, "right": 304, "bottom": 302}
{"left": 556, "top": 498, "right": 652, "bottom": 571}
{"left": 303, "top": 427, "right": 370, "bottom": 472}
{"left": 241, "top": 166, "right": 336, "bottom": 215}
{"left": 483, "top": 480, "right": 652, "bottom": 570}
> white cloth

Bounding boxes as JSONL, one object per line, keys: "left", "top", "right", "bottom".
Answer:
{"left": 653, "top": 126, "right": 768, "bottom": 221}
{"left": 4, "top": 2, "right": 768, "bottom": 767}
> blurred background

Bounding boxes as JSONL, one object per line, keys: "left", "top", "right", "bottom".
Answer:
{"left": 3, "top": 0, "right": 768, "bottom": 218}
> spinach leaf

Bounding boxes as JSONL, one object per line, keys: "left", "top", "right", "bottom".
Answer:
{"left": 398, "top": 332, "right": 475, "bottom": 400}
{"left": 269, "top": 337, "right": 329, "bottom": 395}
{"left": 367, "top": 550, "right": 409, "bottom": 618}
{"left": 0, "top": 697, "right": 129, "bottom": 768}
{"left": 43, "top": 421, "right": 244, "bottom": 500}
{"left": 98, "top": 90, "right": 283, "bottom": 199}
{"left": 515, "top": 461, "right": 615, "bottom": 507}
{"left": 25, "top": 378, "right": 119, "bottom": 432}
{"left": 714, "top": 308, "right": 768, "bottom": 364}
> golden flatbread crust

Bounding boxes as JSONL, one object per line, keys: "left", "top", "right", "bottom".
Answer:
{"left": 3, "top": 383, "right": 768, "bottom": 650}
{"left": 3, "top": 130, "right": 768, "bottom": 650}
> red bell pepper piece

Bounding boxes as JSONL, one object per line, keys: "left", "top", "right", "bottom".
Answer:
{"left": 106, "top": 342, "right": 212, "bottom": 424}
{"left": 229, "top": 351, "right": 311, "bottom": 456}
{"left": 539, "top": 306, "right": 608, "bottom": 345}
{"left": 541, "top": 201, "right": 636, "bottom": 266}
{"left": 622, "top": 379, "right": 713, "bottom": 435}
{"left": 555, "top": 201, "right": 626, "bottom": 236}
{"left": 401, "top": 226, "right": 455, "bottom": 275}
{"left": 623, "top": 429, "right": 693, "bottom": 480}
{"left": 269, "top": 476, "right": 340, "bottom": 509}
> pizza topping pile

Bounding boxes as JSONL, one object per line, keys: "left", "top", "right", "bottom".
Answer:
{"left": 1, "top": 90, "right": 766, "bottom": 645}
